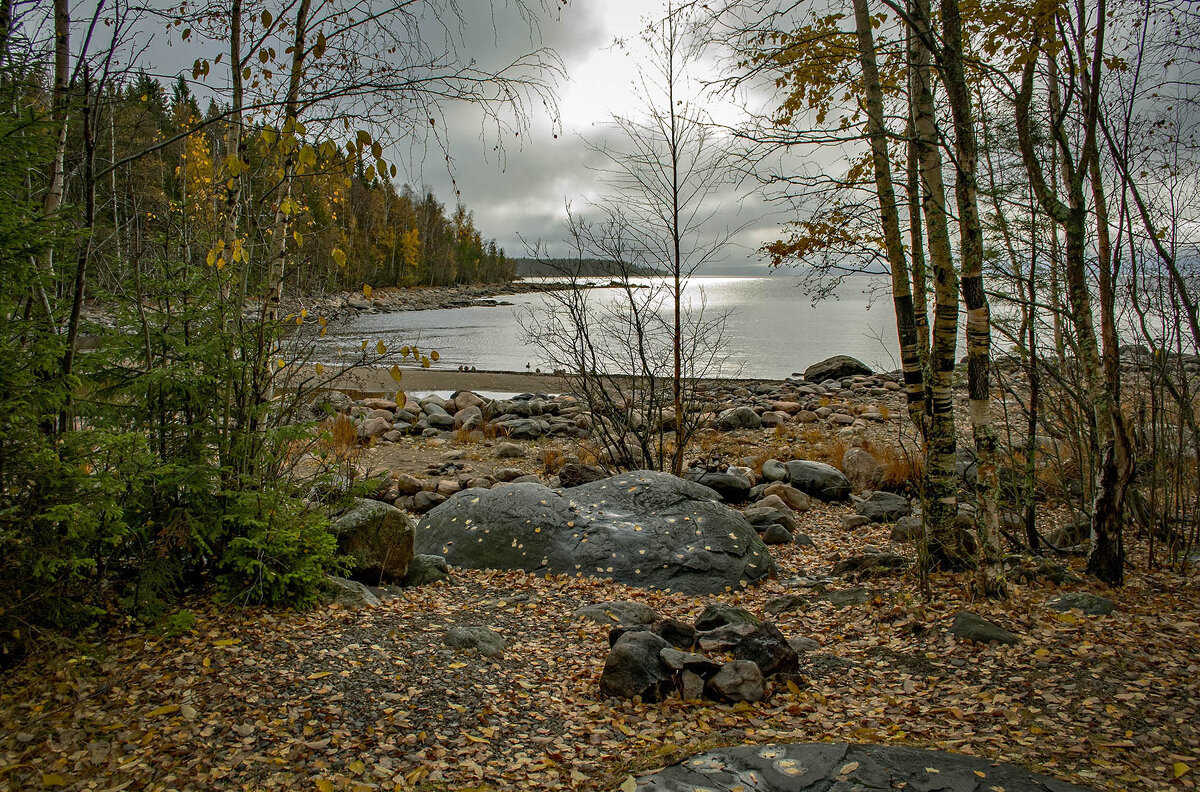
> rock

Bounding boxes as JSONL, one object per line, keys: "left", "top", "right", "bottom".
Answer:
{"left": 1046, "top": 592, "right": 1116, "bottom": 616}
{"left": 770, "top": 401, "right": 803, "bottom": 414}
{"left": 843, "top": 446, "right": 884, "bottom": 491}
{"left": 659, "top": 648, "right": 720, "bottom": 676}
{"left": 685, "top": 470, "right": 752, "bottom": 503}
{"left": 1002, "top": 554, "right": 1080, "bottom": 585}
{"left": 788, "top": 636, "right": 820, "bottom": 653}
{"left": 574, "top": 601, "right": 661, "bottom": 627}
{"left": 733, "top": 622, "right": 799, "bottom": 677}
{"left": 444, "top": 626, "right": 506, "bottom": 658}
{"left": 509, "top": 474, "right": 542, "bottom": 484}
{"left": 652, "top": 619, "right": 697, "bottom": 650}
{"left": 401, "top": 554, "right": 449, "bottom": 587}
{"left": 356, "top": 416, "right": 392, "bottom": 441}
{"left": 784, "top": 460, "right": 852, "bottom": 501}
{"left": 393, "top": 474, "right": 423, "bottom": 495}
{"left": 762, "top": 525, "right": 793, "bottom": 545}
{"left": 842, "top": 514, "right": 870, "bottom": 530}
{"left": 436, "top": 479, "right": 462, "bottom": 496}
{"left": 329, "top": 498, "right": 415, "bottom": 584}
{"left": 599, "top": 631, "right": 674, "bottom": 701}
{"left": 817, "top": 587, "right": 875, "bottom": 607}
{"left": 855, "top": 491, "right": 912, "bottom": 523}
{"left": 493, "top": 467, "right": 524, "bottom": 482}
{"left": 831, "top": 552, "right": 910, "bottom": 578}
{"left": 633, "top": 743, "right": 1099, "bottom": 791}
{"left": 411, "top": 490, "right": 448, "bottom": 513}
{"left": 416, "top": 471, "right": 776, "bottom": 594}
{"left": 763, "top": 458, "right": 792, "bottom": 482}
{"left": 793, "top": 532, "right": 815, "bottom": 547}
{"left": 764, "top": 594, "right": 808, "bottom": 616}
{"left": 716, "top": 406, "right": 762, "bottom": 430}
{"left": 796, "top": 409, "right": 819, "bottom": 423}
{"left": 753, "top": 494, "right": 793, "bottom": 514}
{"left": 494, "top": 442, "right": 525, "bottom": 459}
{"left": 453, "top": 405, "right": 483, "bottom": 431}
{"left": 680, "top": 670, "right": 706, "bottom": 701}
{"left": 325, "top": 575, "right": 380, "bottom": 608}
{"left": 950, "top": 610, "right": 1019, "bottom": 645}
{"left": 453, "top": 390, "right": 485, "bottom": 411}
{"left": 706, "top": 660, "right": 766, "bottom": 702}
{"left": 804, "top": 355, "right": 873, "bottom": 382}
{"left": 742, "top": 506, "right": 797, "bottom": 532}
{"left": 695, "top": 603, "right": 760, "bottom": 632}
{"left": 763, "top": 483, "right": 811, "bottom": 512}
{"left": 558, "top": 462, "right": 607, "bottom": 488}
{"left": 760, "top": 410, "right": 789, "bottom": 427}
{"left": 697, "top": 622, "right": 758, "bottom": 653}
{"left": 891, "top": 515, "right": 923, "bottom": 542}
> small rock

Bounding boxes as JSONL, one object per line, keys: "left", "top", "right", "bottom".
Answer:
{"left": 325, "top": 575, "right": 380, "bottom": 608}
{"left": 817, "top": 587, "right": 874, "bottom": 607}
{"left": 706, "top": 660, "right": 766, "bottom": 702}
{"left": 762, "top": 482, "right": 812, "bottom": 512}
{"left": 733, "top": 622, "right": 799, "bottom": 677}
{"left": 494, "top": 442, "right": 525, "bottom": 459}
{"left": 788, "top": 636, "right": 821, "bottom": 653}
{"left": 695, "top": 603, "right": 760, "bottom": 632}
{"left": 842, "top": 514, "right": 870, "bottom": 530}
{"left": 855, "top": 491, "right": 911, "bottom": 523}
{"left": 716, "top": 406, "right": 762, "bottom": 430}
{"left": 444, "top": 626, "right": 507, "bottom": 658}
{"left": 599, "top": 632, "right": 673, "bottom": 702}
{"left": 761, "top": 459, "right": 788, "bottom": 482}
{"left": 762, "top": 525, "right": 794, "bottom": 545}
{"left": 842, "top": 446, "right": 884, "bottom": 491}
{"left": 950, "top": 611, "right": 1019, "bottom": 645}
{"left": 697, "top": 622, "right": 758, "bottom": 653}
{"left": 401, "top": 554, "right": 449, "bottom": 587}
{"left": 680, "top": 670, "right": 706, "bottom": 701}
{"left": 659, "top": 648, "right": 720, "bottom": 675}
{"left": 652, "top": 619, "right": 697, "bottom": 650}
{"left": 575, "top": 601, "right": 661, "bottom": 627}
{"left": 1046, "top": 592, "right": 1116, "bottom": 616}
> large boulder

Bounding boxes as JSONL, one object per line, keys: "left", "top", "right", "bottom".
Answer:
{"left": 804, "top": 355, "right": 873, "bottom": 382}
{"left": 329, "top": 498, "right": 415, "bottom": 584}
{"left": 784, "top": 460, "right": 852, "bottom": 501}
{"left": 685, "top": 470, "right": 753, "bottom": 503}
{"left": 599, "top": 631, "right": 674, "bottom": 701}
{"left": 416, "top": 470, "right": 776, "bottom": 594}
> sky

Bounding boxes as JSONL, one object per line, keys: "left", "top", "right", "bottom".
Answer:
{"left": 111, "top": 0, "right": 793, "bottom": 274}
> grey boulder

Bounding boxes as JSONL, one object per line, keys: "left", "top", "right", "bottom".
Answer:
{"left": 444, "top": 626, "right": 506, "bottom": 658}
{"left": 717, "top": 406, "right": 762, "bottom": 430}
{"left": 804, "top": 355, "right": 873, "bottom": 382}
{"left": 416, "top": 470, "right": 776, "bottom": 594}
{"left": 402, "top": 554, "right": 450, "bottom": 587}
{"left": 706, "top": 660, "right": 766, "bottom": 702}
{"left": 1046, "top": 592, "right": 1116, "bottom": 616}
{"left": 599, "top": 631, "right": 673, "bottom": 701}
{"left": 855, "top": 491, "right": 912, "bottom": 523}
{"left": 329, "top": 498, "right": 415, "bottom": 584}
{"left": 574, "top": 601, "right": 661, "bottom": 627}
{"left": 784, "top": 460, "right": 852, "bottom": 501}
{"left": 950, "top": 611, "right": 1019, "bottom": 645}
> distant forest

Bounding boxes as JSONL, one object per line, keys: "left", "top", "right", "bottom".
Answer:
{"left": 90, "top": 75, "right": 513, "bottom": 295}
{"left": 512, "top": 257, "right": 662, "bottom": 278}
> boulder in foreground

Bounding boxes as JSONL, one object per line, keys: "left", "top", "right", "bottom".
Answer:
{"left": 416, "top": 470, "right": 776, "bottom": 594}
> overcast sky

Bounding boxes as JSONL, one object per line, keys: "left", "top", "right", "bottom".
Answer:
{"left": 116, "top": 0, "right": 792, "bottom": 273}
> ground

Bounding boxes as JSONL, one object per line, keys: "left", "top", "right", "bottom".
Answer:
{"left": 3, "top": 498, "right": 1197, "bottom": 792}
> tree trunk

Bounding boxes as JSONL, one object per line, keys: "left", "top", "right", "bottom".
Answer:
{"left": 852, "top": 0, "right": 926, "bottom": 435}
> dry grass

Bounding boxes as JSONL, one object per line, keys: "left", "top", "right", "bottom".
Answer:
{"left": 539, "top": 446, "right": 568, "bottom": 474}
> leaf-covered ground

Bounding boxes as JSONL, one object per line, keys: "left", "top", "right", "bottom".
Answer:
{"left": 3, "top": 504, "right": 1198, "bottom": 792}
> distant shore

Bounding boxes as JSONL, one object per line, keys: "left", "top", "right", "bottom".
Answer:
{"left": 332, "top": 366, "right": 567, "bottom": 397}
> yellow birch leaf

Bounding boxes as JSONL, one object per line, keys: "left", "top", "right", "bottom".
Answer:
{"left": 389, "top": 365, "right": 403, "bottom": 383}
{"left": 307, "top": 671, "right": 332, "bottom": 680}
{"left": 315, "top": 363, "right": 324, "bottom": 375}
{"left": 448, "top": 661, "right": 467, "bottom": 669}
{"left": 214, "top": 638, "right": 238, "bottom": 646}
{"left": 348, "top": 760, "right": 366, "bottom": 775}
{"left": 430, "top": 350, "right": 440, "bottom": 361}
{"left": 315, "top": 780, "right": 334, "bottom": 792}
{"left": 363, "top": 284, "right": 373, "bottom": 298}
{"left": 620, "top": 777, "right": 638, "bottom": 792}
{"left": 376, "top": 340, "right": 386, "bottom": 355}
{"left": 1175, "top": 763, "right": 1190, "bottom": 778}
{"left": 147, "top": 705, "right": 180, "bottom": 718}
{"left": 331, "top": 247, "right": 346, "bottom": 267}
{"left": 41, "top": 774, "right": 67, "bottom": 788}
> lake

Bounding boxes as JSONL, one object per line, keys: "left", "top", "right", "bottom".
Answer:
{"left": 320, "top": 274, "right": 901, "bottom": 380}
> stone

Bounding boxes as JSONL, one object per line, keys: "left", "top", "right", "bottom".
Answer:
{"left": 697, "top": 622, "right": 758, "bottom": 653}
{"left": 558, "top": 462, "right": 607, "bottom": 488}
{"left": 411, "top": 490, "right": 447, "bottom": 513}
{"left": 416, "top": 471, "right": 776, "bottom": 594}
{"left": 763, "top": 482, "right": 812, "bottom": 512}
{"left": 633, "top": 743, "right": 1099, "bottom": 791}
{"left": 453, "top": 405, "right": 483, "bottom": 431}
{"left": 817, "top": 587, "right": 875, "bottom": 607}
{"left": 770, "top": 401, "right": 803, "bottom": 414}
{"left": 754, "top": 494, "right": 793, "bottom": 514}
{"left": 842, "top": 514, "right": 870, "bottom": 530}
{"left": 951, "top": 610, "right": 1020, "bottom": 645}
{"left": 761, "top": 525, "right": 794, "bottom": 545}
{"left": 444, "top": 626, "right": 506, "bottom": 658}
{"left": 831, "top": 552, "right": 910, "bottom": 578}
{"left": 742, "top": 506, "right": 797, "bottom": 533}
{"left": 761, "top": 410, "right": 789, "bottom": 427}
{"left": 843, "top": 446, "right": 884, "bottom": 491}
{"left": 788, "top": 636, "right": 821, "bottom": 653}
{"left": 764, "top": 594, "right": 808, "bottom": 616}
{"left": 695, "top": 603, "right": 760, "bottom": 632}
{"left": 329, "top": 498, "right": 415, "bottom": 584}
{"left": 732, "top": 622, "right": 799, "bottom": 677}
{"left": 356, "top": 416, "right": 392, "bottom": 441}
{"left": 1046, "top": 592, "right": 1116, "bottom": 616}
{"left": 652, "top": 619, "right": 697, "bottom": 650}
{"left": 679, "top": 670, "right": 706, "bottom": 701}
{"left": 763, "top": 458, "right": 792, "bottom": 482}
{"left": 891, "top": 515, "right": 923, "bottom": 542}
{"left": 574, "top": 601, "right": 661, "bottom": 627}
{"left": 793, "top": 532, "right": 815, "bottom": 547}
{"left": 393, "top": 474, "right": 423, "bottom": 495}
{"left": 401, "top": 554, "right": 449, "bottom": 587}
{"left": 453, "top": 390, "right": 485, "bottom": 411}
{"left": 706, "top": 660, "right": 766, "bottom": 702}
{"left": 804, "top": 355, "right": 873, "bottom": 382}
{"left": 684, "top": 470, "right": 752, "bottom": 503}
{"left": 784, "top": 460, "right": 852, "bottom": 501}
{"left": 716, "top": 405, "right": 762, "bottom": 430}
{"left": 659, "top": 648, "right": 720, "bottom": 676}
{"left": 494, "top": 442, "right": 525, "bottom": 459}
{"left": 325, "top": 575, "right": 380, "bottom": 608}
{"left": 495, "top": 417, "right": 550, "bottom": 439}
{"left": 599, "top": 631, "right": 673, "bottom": 701}
{"left": 493, "top": 467, "right": 524, "bottom": 482}
{"left": 855, "top": 491, "right": 912, "bottom": 523}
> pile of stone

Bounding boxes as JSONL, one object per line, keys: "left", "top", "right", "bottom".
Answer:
{"left": 590, "top": 601, "right": 811, "bottom": 704}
